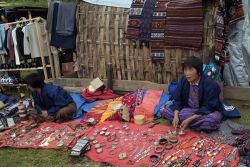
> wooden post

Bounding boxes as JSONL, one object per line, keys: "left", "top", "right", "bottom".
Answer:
{"left": 43, "top": 22, "right": 55, "bottom": 79}
{"left": 34, "top": 19, "right": 48, "bottom": 81}
{"left": 53, "top": 48, "right": 61, "bottom": 78}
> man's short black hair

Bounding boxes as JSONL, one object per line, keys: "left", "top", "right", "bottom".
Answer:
{"left": 183, "top": 56, "right": 203, "bottom": 75}
{"left": 24, "top": 72, "right": 45, "bottom": 88}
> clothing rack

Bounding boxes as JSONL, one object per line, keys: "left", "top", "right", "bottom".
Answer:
{"left": 0, "top": 17, "right": 55, "bottom": 83}
{"left": 0, "top": 17, "right": 42, "bottom": 25}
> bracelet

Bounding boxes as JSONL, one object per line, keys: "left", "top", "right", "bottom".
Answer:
{"left": 165, "top": 143, "right": 173, "bottom": 150}
{"left": 155, "top": 146, "right": 164, "bottom": 153}
{"left": 159, "top": 138, "right": 168, "bottom": 145}
{"left": 149, "top": 154, "right": 160, "bottom": 163}
{"left": 169, "top": 136, "right": 178, "bottom": 144}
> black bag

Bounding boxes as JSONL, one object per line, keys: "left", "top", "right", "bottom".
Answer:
{"left": 221, "top": 100, "right": 241, "bottom": 118}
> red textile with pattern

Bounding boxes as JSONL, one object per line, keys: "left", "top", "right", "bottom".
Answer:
{"left": 0, "top": 120, "right": 87, "bottom": 149}
{"left": 81, "top": 88, "right": 119, "bottom": 102}
{"left": 85, "top": 121, "right": 240, "bottom": 167}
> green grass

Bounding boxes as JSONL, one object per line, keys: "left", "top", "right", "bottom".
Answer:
{"left": 227, "top": 100, "right": 250, "bottom": 126}
{"left": 0, "top": 148, "right": 106, "bottom": 167}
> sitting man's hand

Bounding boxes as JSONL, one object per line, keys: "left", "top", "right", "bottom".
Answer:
{"left": 41, "top": 110, "right": 49, "bottom": 118}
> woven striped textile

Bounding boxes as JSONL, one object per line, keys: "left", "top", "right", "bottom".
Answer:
{"left": 214, "top": 7, "right": 226, "bottom": 62}
{"left": 165, "top": 0, "right": 204, "bottom": 50}
{"left": 138, "top": 0, "right": 157, "bottom": 42}
{"left": 126, "top": 0, "right": 146, "bottom": 40}
{"left": 150, "top": 0, "right": 170, "bottom": 63}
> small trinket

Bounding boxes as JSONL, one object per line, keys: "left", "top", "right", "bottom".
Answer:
{"left": 57, "top": 141, "right": 64, "bottom": 147}
{"left": 102, "top": 128, "right": 107, "bottom": 131}
{"left": 111, "top": 145, "right": 117, "bottom": 149}
{"left": 169, "top": 136, "right": 178, "bottom": 144}
{"left": 118, "top": 152, "right": 127, "bottom": 160}
{"left": 86, "top": 118, "right": 96, "bottom": 126}
{"left": 179, "top": 130, "right": 185, "bottom": 135}
{"left": 94, "top": 143, "right": 101, "bottom": 149}
{"left": 109, "top": 125, "right": 114, "bottom": 129}
{"left": 154, "top": 141, "right": 159, "bottom": 146}
{"left": 89, "top": 136, "right": 95, "bottom": 141}
{"left": 165, "top": 143, "right": 173, "bottom": 150}
{"left": 105, "top": 132, "right": 110, "bottom": 136}
{"left": 100, "top": 131, "right": 105, "bottom": 135}
{"left": 92, "top": 140, "right": 98, "bottom": 144}
{"left": 155, "top": 146, "right": 164, "bottom": 153}
{"left": 96, "top": 148, "right": 103, "bottom": 153}
{"left": 172, "top": 131, "right": 177, "bottom": 135}
{"left": 159, "top": 138, "right": 168, "bottom": 145}
{"left": 93, "top": 132, "right": 98, "bottom": 136}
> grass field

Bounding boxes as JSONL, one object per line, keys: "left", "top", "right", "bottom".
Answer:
{"left": 0, "top": 91, "right": 249, "bottom": 167}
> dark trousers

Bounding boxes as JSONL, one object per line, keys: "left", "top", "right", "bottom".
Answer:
{"left": 29, "top": 102, "right": 76, "bottom": 122}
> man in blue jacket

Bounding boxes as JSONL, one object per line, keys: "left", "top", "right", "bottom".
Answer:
{"left": 24, "top": 73, "right": 76, "bottom": 122}
{"left": 160, "top": 56, "right": 222, "bottom": 132}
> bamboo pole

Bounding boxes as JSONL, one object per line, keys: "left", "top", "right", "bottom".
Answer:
{"left": 34, "top": 20, "right": 48, "bottom": 81}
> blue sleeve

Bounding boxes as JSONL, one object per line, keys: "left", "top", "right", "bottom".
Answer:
{"left": 47, "top": 87, "right": 73, "bottom": 115}
{"left": 195, "top": 81, "right": 221, "bottom": 115}
{"left": 169, "top": 77, "right": 184, "bottom": 111}
{"left": 32, "top": 93, "right": 43, "bottom": 113}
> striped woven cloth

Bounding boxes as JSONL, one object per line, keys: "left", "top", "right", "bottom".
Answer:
{"left": 165, "top": 0, "right": 204, "bottom": 50}
{"left": 150, "top": 0, "right": 170, "bottom": 63}
{"left": 214, "top": 6, "right": 226, "bottom": 63}
{"left": 126, "top": 0, "right": 146, "bottom": 40}
{"left": 138, "top": 0, "right": 156, "bottom": 42}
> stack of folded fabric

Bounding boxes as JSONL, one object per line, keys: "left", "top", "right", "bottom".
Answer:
{"left": 165, "top": 0, "right": 204, "bottom": 50}
{"left": 231, "top": 128, "right": 250, "bottom": 156}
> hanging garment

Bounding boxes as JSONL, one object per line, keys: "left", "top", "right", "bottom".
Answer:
{"left": 11, "top": 27, "right": 21, "bottom": 65}
{"left": 223, "top": 0, "right": 249, "bottom": 86}
{"left": 3, "top": 29, "right": 9, "bottom": 54}
{"left": 50, "top": 2, "right": 77, "bottom": 49}
{"left": 165, "top": 0, "right": 204, "bottom": 50}
{"left": 126, "top": 0, "right": 146, "bottom": 40}
{"left": 56, "top": 2, "right": 77, "bottom": 36}
{"left": 15, "top": 27, "right": 24, "bottom": 61}
{"left": 22, "top": 26, "right": 30, "bottom": 55}
{"left": 6, "top": 26, "right": 15, "bottom": 62}
{"left": 0, "top": 24, "right": 7, "bottom": 55}
{"left": 214, "top": 6, "right": 226, "bottom": 63}
{"left": 23, "top": 22, "right": 49, "bottom": 58}
{"left": 46, "top": 1, "right": 57, "bottom": 34}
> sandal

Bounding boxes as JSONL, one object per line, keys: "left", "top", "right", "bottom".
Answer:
{"left": 231, "top": 128, "right": 250, "bottom": 135}
{"left": 239, "top": 138, "right": 250, "bottom": 156}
